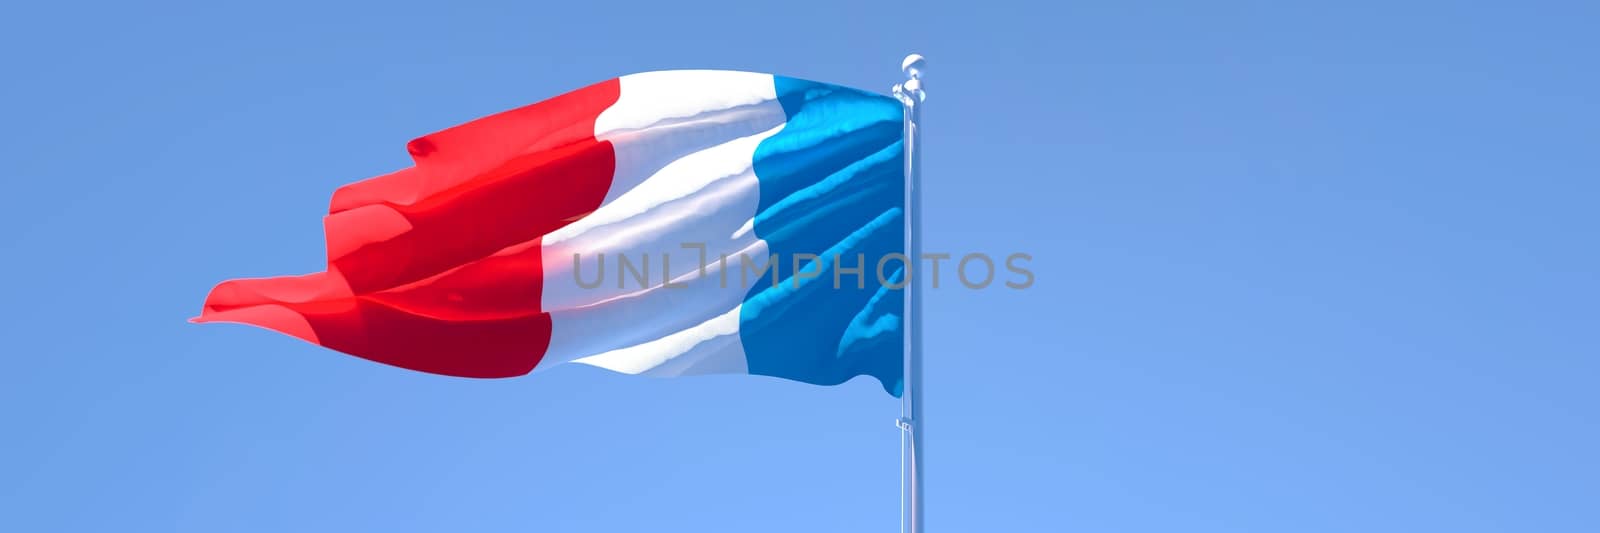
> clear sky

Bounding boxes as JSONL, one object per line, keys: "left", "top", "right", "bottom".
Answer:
{"left": 2, "top": 1, "right": 1597, "bottom": 531}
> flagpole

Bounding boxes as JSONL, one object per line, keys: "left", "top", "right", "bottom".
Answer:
{"left": 893, "top": 53, "right": 927, "bottom": 533}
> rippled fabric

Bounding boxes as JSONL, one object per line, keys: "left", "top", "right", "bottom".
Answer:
{"left": 196, "top": 71, "right": 906, "bottom": 396}
{"left": 741, "top": 77, "right": 906, "bottom": 396}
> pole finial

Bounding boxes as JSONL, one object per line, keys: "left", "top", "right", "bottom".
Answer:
{"left": 902, "top": 54, "right": 927, "bottom": 80}
{"left": 893, "top": 54, "right": 927, "bottom": 105}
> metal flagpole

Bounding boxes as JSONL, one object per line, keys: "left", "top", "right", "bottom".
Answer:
{"left": 893, "top": 53, "right": 927, "bottom": 533}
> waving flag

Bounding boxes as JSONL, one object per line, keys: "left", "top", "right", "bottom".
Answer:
{"left": 196, "top": 71, "right": 906, "bottom": 396}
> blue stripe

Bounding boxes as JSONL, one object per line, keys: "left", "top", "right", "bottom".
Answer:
{"left": 738, "top": 76, "right": 906, "bottom": 396}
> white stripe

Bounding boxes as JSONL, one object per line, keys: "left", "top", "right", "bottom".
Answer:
{"left": 593, "top": 71, "right": 785, "bottom": 207}
{"left": 542, "top": 237, "right": 770, "bottom": 370}
{"left": 535, "top": 72, "right": 786, "bottom": 375}
{"left": 571, "top": 305, "right": 750, "bottom": 377}
{"left": 540, "top": 126, "right": 780, "bottom": 311}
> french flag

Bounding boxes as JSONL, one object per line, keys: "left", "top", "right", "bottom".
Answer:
{"left": 196, "top": 71, "right": 906, "bottom": 396}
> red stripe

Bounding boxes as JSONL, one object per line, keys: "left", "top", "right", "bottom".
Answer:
{"left": 196, "top": 79, "right": 621, "bottom": 378}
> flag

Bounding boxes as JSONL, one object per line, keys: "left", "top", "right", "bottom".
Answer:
{"left": 196, "top": 70, "right": 906, "bottom": 396}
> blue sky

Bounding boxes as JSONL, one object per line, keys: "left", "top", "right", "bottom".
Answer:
{"left": 2, "top": 1, "right": 1597, "bottom": 531}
